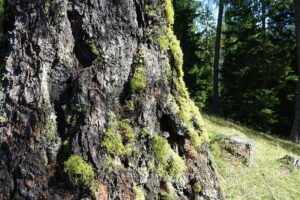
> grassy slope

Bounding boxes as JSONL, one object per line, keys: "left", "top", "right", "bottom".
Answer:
{"left": 204, "top": 114, "right": 300, "bottom": 200}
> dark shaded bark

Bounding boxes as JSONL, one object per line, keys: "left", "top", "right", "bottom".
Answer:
{"left": 213, "top": 0, "right": 224, "bottom": 114}
{"left": 0, "top": 0, "right": 223, "bottom": 199}
{"left": 291, "top": 0, "right": 300, "bottom": 143}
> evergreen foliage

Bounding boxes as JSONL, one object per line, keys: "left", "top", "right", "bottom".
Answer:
{"left": 173, "top": 0, "right": 296, "bottom": 135}
{"left": 173, "top": 0, "right": 215, "bottom": 109}
{"left": 221, "top": 0, "right": 296, "bottom": 133}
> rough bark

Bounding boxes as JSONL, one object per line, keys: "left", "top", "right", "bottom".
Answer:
{"left": 291, "top": 0, "right": 300, "bottom": 143}
{"left": 0, "top": 0, "right": 223, "bottom": 199}
{"left": 213, "top": 0, "right": 224, "bottom": 114}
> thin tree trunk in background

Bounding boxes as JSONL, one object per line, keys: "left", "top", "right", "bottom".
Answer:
{"left": 262, "top": 0, "right": 266, "bottom": 32}
{"left": 213, "top": 0, "right": 224, "bottom": 114}
{"left": 261, "top": 0, "right": 269, "bottom": 131}
{"left": 291, "top": 0, "right": 300, "bottom": 143}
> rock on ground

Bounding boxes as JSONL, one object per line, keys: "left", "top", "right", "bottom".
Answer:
{"left": 226, "top": 136, "right": 255, "bottom": 166}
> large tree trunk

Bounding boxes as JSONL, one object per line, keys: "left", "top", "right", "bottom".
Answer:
{"left": 291, "top": 0, "right": 300, "bottom": 143}
{"left": 0, "top": 0, "right": 223, "bottom": 199}
{"left": 213, "top": 0, "right": 224, "bottom": 114}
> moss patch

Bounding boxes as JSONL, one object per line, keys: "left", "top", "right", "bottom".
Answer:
{"left": 102, "top": 119, "right": 136, "bottom": 157}
{"left": 158, "top": 34, "right": 169, "bottom": 52}
{"left": 125, "top": 100, "right": 135, "bottom": 112}
{"left": 158, "top": 0, "right": 206, "bottom": 152}
{"left": 157, "top": 28, "right": 184, "bottom": 79}
{"left": 160, "top": 192, "right": 176, "bottom": 200}
{"left": 151, "top": 134, "right": 186, "bottom": 178}
{"left": 167, "top": 95, "right": 207, "bottom": 151}
{"left": 152, "top": 134, "right": 170, "bottom": 169}
{"left": 89, "top": 41, "right": 100, "bottom": 56}
{"left": 169, "top": 31, "right": 184, "bottom": 78}
{"left": 193, "top": 182, "right": 202, "bottom": 193}
{"left": 168, "top": 153, "right": 186, "bottom": 179}
{"left": 165, "top": 0, "right": 174, "bottom": 25}
{"left": 64, "top": 155, "right": 98, "bottom": 196}
{"left": 131, "top": 67, "right": 147, "bottom": 92}
{"left": 133, "top": 184, "right": 145, "bottom": 200}
{"left": 145, "top": 5, "right": 156, "bottom": 18}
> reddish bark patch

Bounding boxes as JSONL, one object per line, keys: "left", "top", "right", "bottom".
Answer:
{"left": 98, "top": 182, "right": 108, "bottom": 200}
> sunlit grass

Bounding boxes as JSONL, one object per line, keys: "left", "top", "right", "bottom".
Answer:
{"left": 204, "top": 114, "right": 300, "bottom": 200}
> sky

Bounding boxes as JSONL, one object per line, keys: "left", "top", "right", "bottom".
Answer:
{"left": 201, "top": 0, "right": 218, "bottom": 19}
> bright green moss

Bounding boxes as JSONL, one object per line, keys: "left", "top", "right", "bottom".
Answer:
{"left": 133, "top": 184, "right": 146, "bottom": 200}
{"left": 158, "top": 34, "right": 169, "bottom": 51}
{"left": 102, "top": 119, "right": 136, "bottom": 157}
{"left": 168, "top": 153, "right": 186, "bottom": 179}
{"left": 103, "top": 156, "right": 117, "bottom": 172}
{"left": 65, "top": 155, "right": 95, "bottom": 185}
{"left": 89, "top": 41, "right": 100, "bottom": 56}
{"left": 103, "top": 130, "right": 124, "bottom": 156}
{"left": 152, "top": 134, "right": 170, "bottom": 169}
{"left": 141, "top": 128, "right": 149, "bottom": 138}
{"left": 193, "top": 182, "right": 202, "bottom": 193}
{"left": 125, "top": 100, "right": 135, "bottom": 111}
{"left": 177, "top": 96, "right": 207, "bottom": 150}
{"left": 157, "top": 28, "right": 184, "bottom": 78}
{"left": 64, "top": 155, "right": 98, "bottom": 196}
{"left": 167, "top": 94, "right": 207, "bottom": 151}
{"left": 152, "top": 134, "right": 187, "bottom": 178}
{"left": 160, "top": 192, "right": 176, "bottom": 200}
{"left": 173, "top": 76, "right": 189, "bottom": 99}
{"left": 165, "top": 0, "right": 174, "bottom": 26}
{"left": 131, "top": 67, "right": 147, "bottom": 92}
{"left": 169, "top": 32, "right": 184, "bottom": 78}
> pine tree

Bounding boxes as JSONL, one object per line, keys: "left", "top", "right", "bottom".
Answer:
{"left": 221, "top": 0, "right": 296, "bottom": 133}
{"left": 174, "top": 0, "right": 215, "bottom": 109}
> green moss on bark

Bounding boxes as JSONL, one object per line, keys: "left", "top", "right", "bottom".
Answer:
{"left": 102, "top": 119, "right": 136, "bottom": 157}
{"left": 151, "top": 134, "right": 186, "bottom": 178}
{"left": 64, "top": 155, "right": 98, "bottom": 197}
{"left": 131, "top": 67, "right": 147, "bottom": 92}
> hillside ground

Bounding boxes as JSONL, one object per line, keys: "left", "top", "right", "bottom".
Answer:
{"left": 204, "top": 114, "right": 300, "bottom": 200}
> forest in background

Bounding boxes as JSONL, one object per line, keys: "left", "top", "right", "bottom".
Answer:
{"left": 173, "top": 0, "right": 297, "bottom": 137}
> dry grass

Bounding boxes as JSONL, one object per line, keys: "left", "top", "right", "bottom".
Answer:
{"left": 204, "top": 114, "right": 300, "bottom": 200}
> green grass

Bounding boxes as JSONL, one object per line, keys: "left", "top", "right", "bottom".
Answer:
{"left": 204, "top": 114, "right": 300, "bottom": 200}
